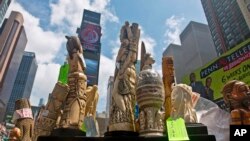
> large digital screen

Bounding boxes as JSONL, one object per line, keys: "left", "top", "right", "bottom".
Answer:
{"left": 80, "top": 22, "right": 101, "bottom": 52}
{"left": 182, "top": 38, "right": 250, "bottom": 104}
{"left": 85, "top": 58, "right": 99, "bottom": 85}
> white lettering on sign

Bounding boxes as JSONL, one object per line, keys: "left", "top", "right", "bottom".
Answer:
{"left": 234, "top": 129, "right": 247, "bottom": 136}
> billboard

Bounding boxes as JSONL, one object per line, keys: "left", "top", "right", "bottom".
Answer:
{"left": 85, "top": 58, "right": 99, "bottom": 85}
{"left": 182, "top": 38, "right": 250, "bottom": 103}
{"left": 80, "top": 22, "right": 101, "bottom": 52}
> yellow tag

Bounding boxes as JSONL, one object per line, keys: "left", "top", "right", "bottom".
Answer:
{"left": 166, "top": 117, "right": 189, "bottom": 141}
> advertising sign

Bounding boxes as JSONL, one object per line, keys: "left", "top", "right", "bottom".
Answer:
{"left": 85, "top": 58, "right": 99, "bottom": 85}
{"left": 182, "top": 38, "right": 250, "bottom": 102}
{"left": 80, "top": 22, "right": 101, "bottom": 52}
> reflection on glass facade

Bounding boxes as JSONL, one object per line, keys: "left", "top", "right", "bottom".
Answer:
{"left": 5, "top": 52, "right": 37, "bottom": 121}
{"left": 0, "top": 0, "right": 11, "bottom": 25}
{"left": 201, "top": 0, "right": 250, "bottom": 56}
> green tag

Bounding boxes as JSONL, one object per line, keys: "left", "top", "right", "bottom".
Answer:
{"left": 80, "top": 122, "right": 86, "bottom": 132}
{"left": 166, "top": 117, "right": 189, "bottom": 141}
{"left": 58, "top": 63, "right": 69, "bottom": 84}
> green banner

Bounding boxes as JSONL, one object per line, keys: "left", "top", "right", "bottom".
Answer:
{"left": 58, "top": 63, "right": 69, "bottom": 84}
{"left": 182, "top": 38, "right": 250, "bottom": 101}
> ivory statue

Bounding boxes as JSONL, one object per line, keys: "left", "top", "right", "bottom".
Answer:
{"left": 59, "top": 36, "right": 87, "bottom": 130}
{"left": 85, "top": 85, "right": 99, "bottom": 118}
{"left": 162, "top": 57, "right": 175, "bottom": 119}
{"left": 33, "top": 82, "right": 69, "bottom": 140}
{"left": 12, "top": 99, "right": 34, "bottom": 141}
{"left": 222, "top": 80, "right": 250, "bottom": 125}
{"left": 170, "top": 84, "right": 198, "bottom": 123}
{"left": 136, "top": 43, "right": 165, "bottom": 136}
{"left": 109, "top": 21, "right": 140, "bottom": 132}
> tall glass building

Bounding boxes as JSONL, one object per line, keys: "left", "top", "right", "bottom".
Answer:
{"left": 76, "top": 9, "right": 101, "bottom": 86}
{"left": 0, "top": 11, "right": 27, "bottom": 122}
{"left": 0, "top": 0, "right": 11, "bottom": 26}
{"left": 201, "top": 0, "right": 250, "bottom": 56}
{"left": 4, "top": 51, "right": 38, "bottom": 122}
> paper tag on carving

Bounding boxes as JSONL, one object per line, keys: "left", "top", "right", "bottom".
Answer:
{"left": 191, "top": 92, "right": 200, "bottom": 108}
{"left": 41, "top": 110, "right": 49, "bottom": 116}
{"left": 12, "top": 108, "right": 33, "bottom": 123}
{"left": 166, "top": 117, "right": 189, "bottom": 141}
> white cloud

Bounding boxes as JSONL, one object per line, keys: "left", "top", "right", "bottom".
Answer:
{"left": 98, "top": 25, "right": 158, "bottom": 113}
{"left": 138, "top": 27, "right": 156, "bottom": 59}
{"left": 6, "top": 1, "right": 64, "bottom": 106}
{"left": 6, "top": 1, "right": 158, "bottom": 114}
{"left": 97, "top": 55, "right": 115, "bottom": 112}
{"left": 6, "top": 0, "right": 119, "bottom": 109}
{"left": 164, "top": 15, "right": 185, "bottom": 47}
{"left": 50, "top": 0, "right": 119, "bottom": 33}
{"left": 30, "top": 63, "right": 61, "bottom": 106}
{"left": 7, "top": 1, "right": 65, "bottom": 64}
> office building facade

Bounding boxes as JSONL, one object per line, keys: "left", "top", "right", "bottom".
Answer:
{"left": 163, "top": 21, "right": 217, "bottom": 83}
{"left": 106, "top": 76, "right": 114, "bottom": 118}
{"left": 201, "top": 0, "right": 250, "bottom": 55}
{"left": 4, "top": 51, "right": 38, "bottom": 121}
{"left": 0, "top": 0, "right": 11, "bottom": 26}
{"left": 76, "top": 9, "right": 101, "bottom": 86}
{"left": 0, "top": 11, "right": 27, "bottom": 121}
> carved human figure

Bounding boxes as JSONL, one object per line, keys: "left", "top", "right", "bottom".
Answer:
{"left": 59, "top": 36, "right": 87, "bottom": 129}
{"left": 222, "top": 80, "right": 250, "bottom": 125}
{"left": 162, "top": 57, "right": 175, "bottom": 119}
{"left": 171, "top": 84, "right": 198, "bottom": 123}
{"left": 139, "top": 111, "right": 145, "bottom": 130}
{"left": 109, "top": 21, "right": 140, "bottom": 132}
{"left": 13, "top": 99, "right": 34, "bottom": 141}
{"left": 155, "top": 111, "right": 164, "bottom": 130}
{"left": 146, "top": 109, "right": 154, "bottom": 129}
{"left": 33, "top": 82, "right": 69, "bottom": 140}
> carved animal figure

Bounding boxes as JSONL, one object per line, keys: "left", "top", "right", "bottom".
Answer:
{"left": 222, "top": 80, "right": 250, "bottom": 125}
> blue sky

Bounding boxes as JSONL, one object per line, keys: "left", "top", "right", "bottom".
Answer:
{"left": 6, "top": 0, "right": 208, "bottom": 112}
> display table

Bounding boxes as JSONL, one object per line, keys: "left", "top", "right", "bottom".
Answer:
{"left": 38, "top": 123, "right": 216, "bottom": 141}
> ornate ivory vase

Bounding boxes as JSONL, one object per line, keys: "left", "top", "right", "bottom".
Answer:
{"left": 136, "top": 43, "right": 165, "bottom": 136}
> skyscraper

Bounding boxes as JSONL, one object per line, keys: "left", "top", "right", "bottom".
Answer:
{"left": 4, "top": 51, "right": 38, "bottom": 121}
{"left": 237, "top": 0, "right": 250, "bottom": 29}
{"left": 76, "top": 9, "right": 101, "bottom": 86}
{"left": 0, "top": 0, "right": 11, "bottom": 26}
{"left": 163, "top": 21, "right": 217, "bottom": 83}
{"left": 201, "top": 0, "right": 250, "bottom": 56}
{"left": 106, "top": 76, "right": 114, "bottom": 118}
{"left": 0, "top": 11, "right": 27, "bottom": 121}
{"left": 38, "top": 98, "right": 44, "bottom": 107}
